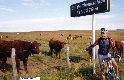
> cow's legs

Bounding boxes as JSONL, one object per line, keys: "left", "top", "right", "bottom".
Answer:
{"left": 119, "top": 50, "right": 121, "bottom": 57}
{"left": 122, "top": 49, "right": 123, "bottom": 58}
{"left": 23, "top": 60, "right": 28, "bottom": 73}
{"left": 2, "top": 57, "right": 7, "bottom": 71}
{"left": 50, "top": 48, "right": 53, "bottom": 55}
{"left": 120, "top": 49, "right": 123, "bottom": 57}
{"left": 89, "top": 55, "right": 92, "bottom": 65}
{"left": 55, "top": 50, "right": 61, "bottom": 59}
{"left": 16, "top": 59, "right": 21, "bottom": 74}
{"left": 58, "top": 51, "right": 61, "bottom": 59}
{"left": 55, "top": 52, "right": 58, "bottom": 59}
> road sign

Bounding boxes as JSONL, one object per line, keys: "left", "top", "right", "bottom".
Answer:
{"left": 71, "top": 0, "right": 110, "bottom": 17}
{"left": 70, "top": 0, "right": 111, "bottom": 74}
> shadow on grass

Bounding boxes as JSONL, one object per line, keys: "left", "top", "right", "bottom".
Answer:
{"left": 41, "top": 50, "right": 52, "bottom": 56}
{"left": 56, "top": 66, "right": 76, "bottom": 80}
{"left": 0, "top": 63, "right": 12, "bottom": 73}
{"left": 76, "top": 65, "right": 101, "bottom": 80}
{"left": 69, "top": 56, "right": 88, "bottom": 63}
{"left": 32, "top": 55, "right": 44, "bottom": 63}
{"left": 53, "top": 66, "right": 66, "bottom": 71}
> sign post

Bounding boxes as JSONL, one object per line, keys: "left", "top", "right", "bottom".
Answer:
{"left": 92, "top": 13, "right": 96, "bottom": 74}
{"left": 70, "top": 0, "right": 110, "bottom": 74}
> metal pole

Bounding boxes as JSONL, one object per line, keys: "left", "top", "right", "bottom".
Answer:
{"left": 11, "top": 48, "right": 17, "bottom": 80}
{"left": 92, "top": 13, "right": 96, "bottom": 74}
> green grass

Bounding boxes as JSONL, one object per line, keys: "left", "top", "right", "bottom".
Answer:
{"left": 75, "top": 64, "right": 101, "bottom": 80}
{"left": 0, "top": 30, "right": 124, "bottom": 80}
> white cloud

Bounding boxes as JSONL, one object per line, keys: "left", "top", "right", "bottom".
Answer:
{"left": 22, "top": 0, "right": 33, "bottom": 1}
{"left": 120, "top": 18, "right": 124, "bottom": 20}
{"left": 0, "top": 7, "right": 15, "bottom": 12}
{"left": 21, "top": 0, "right": 50, "bottom": 8}
{"left": 0, "top": 14, "right": 122, "bottom": 32}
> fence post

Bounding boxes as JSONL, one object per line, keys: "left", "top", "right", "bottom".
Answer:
{"left": 122, "top": 43, "right": 124, "bottom": 58}
{"left": 11, "top": 48, "right": 17, "bottom": 80}
{"left": 66, "top": 44, "right": 70, "bottom": 68}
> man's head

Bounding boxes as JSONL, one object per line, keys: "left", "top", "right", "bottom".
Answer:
{"left": 101, "top": 28, "right": 108, "bottom": 38}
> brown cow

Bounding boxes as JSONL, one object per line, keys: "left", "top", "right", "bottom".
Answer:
{"left": 0, "top": 40, "right": 13, "bottom": 70}
{"left": 88, "top": 42, "right": 92, "bottom": 64}
{"left": 49, "top": 38, "right": 65, "bottom": 59}
{"left": 0, "top": 40, "right": 41, "bottom": 73}
{"left": 60, "top": 34, "right": 64, "bottom": 36}
{"left": 0, "top": 35, "right": 3, "bottom": 39}
{"left": 5, "top": 36, "right": 8, "bottom": 38}
{"left": 115, "top": 41, "right": 123, "bottom": 57}
{"left": 79, "top": 35, "right": 82, "bottom": 38}
{"left": 40, "top": 33, "right": 42, "bottom": 36}
{"left": 66, "top": 34, "right": 72, "bottom": 40}
{"left": 14, "top": 40, "right": 41, "bottom": 73}
{"left": 73, "top": 35, "right": 79, "bottom": 40}
{"left": 67, "top": 36, "right": 72, "bottom": 40}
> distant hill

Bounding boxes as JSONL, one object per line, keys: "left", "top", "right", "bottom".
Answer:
{"left": 116, "top": 29, "right": 124, "bottom": 31}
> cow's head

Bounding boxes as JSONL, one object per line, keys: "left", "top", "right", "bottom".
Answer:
{"left": 61, "top": 42, "right": 66, "bottom": 48}
{"left": 30, "top": 41, "right": 41, "bottom": 54}
{"left": 58, "top": 41, "right": 66, "bottom": 49}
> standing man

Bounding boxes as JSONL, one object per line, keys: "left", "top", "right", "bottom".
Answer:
{"left": 83, "top": 28, "right": 120, "bottom": 80}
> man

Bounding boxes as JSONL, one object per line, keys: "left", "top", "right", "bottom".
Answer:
{"left": 83, "top": 28, "right": 120, "bottom": 80}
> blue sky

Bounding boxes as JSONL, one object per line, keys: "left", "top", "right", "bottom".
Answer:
{"left": 0, "top": 0, "right": 124, "bottom": 32}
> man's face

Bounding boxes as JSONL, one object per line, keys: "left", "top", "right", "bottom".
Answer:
{"left": 101, "top": 32, "right": 107, "bottom": 38}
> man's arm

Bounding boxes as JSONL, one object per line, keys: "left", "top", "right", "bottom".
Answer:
{"left": 85, "top": 40, "right": 98, "bottom": 51}
{"left": 109, "top": 39, "right": 118, "bottom": 55}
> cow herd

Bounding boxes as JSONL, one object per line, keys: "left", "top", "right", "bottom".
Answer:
{"left": 0, "top": 38, "right": 67, "bottom": 74}
{"left": 0, "top": 34, "right": 123, "bottom": 74}
{"left": 66, "top": 34, "right": 82, "bottom": 40}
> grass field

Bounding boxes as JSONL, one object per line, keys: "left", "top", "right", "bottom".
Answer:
{"left": 0, "top": 30, "right": 124, "bottom": 80}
